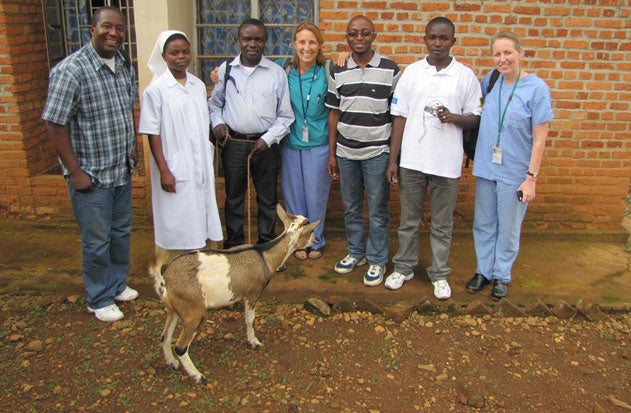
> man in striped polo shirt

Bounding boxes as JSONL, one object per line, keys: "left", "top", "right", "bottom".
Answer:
{"left": 326, "top": 15, "right": 401, "bottom": 287}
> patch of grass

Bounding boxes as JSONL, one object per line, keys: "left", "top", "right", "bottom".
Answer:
{"left": 318, "top": 270, "right": 338, "bottom": 283}
{"left": 601, "top": 294, "right": 620, "bottom": 303}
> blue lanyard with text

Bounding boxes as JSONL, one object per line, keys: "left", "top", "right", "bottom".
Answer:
{"left": 496, "top": 70, "right": 521, "bottom": 146}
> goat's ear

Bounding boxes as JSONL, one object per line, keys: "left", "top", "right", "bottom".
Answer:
{"left": 304, "top": 220, "right": 321, "bottom": 232}
{"left": 276, "top": 203, "right": 293, "bottom": 229}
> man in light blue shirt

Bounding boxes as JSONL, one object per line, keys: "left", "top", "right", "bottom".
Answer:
{"left": 209, "top": 18, "right": 294, "bottom": 248}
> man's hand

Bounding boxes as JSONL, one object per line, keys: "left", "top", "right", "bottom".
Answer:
{"left": 327, "top": 155, "right": 339, "bottom": 181}
{"left": 250, "top": 139, "right": 269, "bottom": 157}
{"left": 212, "top": 124, "right": 230, "bottom": 148}
{"left": 69, "top": 169, "right": 93, "bottom": 193}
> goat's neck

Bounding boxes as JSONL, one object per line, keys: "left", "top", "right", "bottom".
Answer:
{"left": 261, "top": 231, "right": 298, "bottom": 275}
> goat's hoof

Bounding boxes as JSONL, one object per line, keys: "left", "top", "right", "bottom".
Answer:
{"left": 195, "top": 375, "right": 207, "bottom": 385}
{"left": 249, "top": 342, "right": 263, "bottom": 350}
{"left": 167, "top": 360, "right": 180, "bottom": 369}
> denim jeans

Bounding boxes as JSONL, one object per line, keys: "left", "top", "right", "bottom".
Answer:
{"left": 337, "top": 153, "right": 390, "bottom": 265}
{"left": 69, "top": 180, "right": 132, "bottom": 309}
{"left": 473, "top": 177, "right": 528, "bottom": 283}
{"left": 392, "top": 167, "right": 458, "bottom": 281}
{"left": 221, "top": 139, "right": 280, "bottom": 248}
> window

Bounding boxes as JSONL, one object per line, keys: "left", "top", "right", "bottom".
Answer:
{"left": 42, "top": 0, "right": 138, "bottom": 76}
{"left": 196, "top": 0, "right": 317, "bottom": 82}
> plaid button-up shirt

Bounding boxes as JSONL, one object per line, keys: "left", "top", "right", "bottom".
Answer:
{"left": 42, "top": 42, "right": 137, "bottom": 188}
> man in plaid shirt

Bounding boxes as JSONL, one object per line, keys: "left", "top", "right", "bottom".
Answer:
{"left": 42, "top": 6, "right": 138, "bottom": 322}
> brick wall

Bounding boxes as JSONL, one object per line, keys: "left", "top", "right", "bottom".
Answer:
{"left": 0, "top": 0, "right": 150, "bottom": 221}
{"left": 0, "top": 0, "right": 629, "bottom": 233}
{"left": 320, "top": 0, "right": 631, "bottom": 231}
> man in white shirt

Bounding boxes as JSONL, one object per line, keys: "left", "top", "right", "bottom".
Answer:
{"left": 385, "top": 17, "right": 482, "bottom": 299}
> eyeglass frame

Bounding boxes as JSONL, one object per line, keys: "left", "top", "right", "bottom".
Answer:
{"left": 346, "top": 30, "right": 375, "bottom": 38}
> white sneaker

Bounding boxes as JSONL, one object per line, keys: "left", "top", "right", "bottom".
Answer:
{"left": 334, "top": 255, "right": 367, "bottom": 274}
{"left": 432, "top": 279, "right": 452, "bottom": 300}
{"left": 114, "top": 286, "right": 138, "bottom": 302}
{"left": 87, "top": 304, "right": 124, "bottom": 322}
{"left": 384, "top": 271, "right": 414, "bottom": 290}
{"left": 363, "top": 264, "right": 385, "bottom": 287}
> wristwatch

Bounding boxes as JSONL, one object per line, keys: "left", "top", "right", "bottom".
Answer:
{"left": 527, "top": 171, "right": 538, "bottom": 178}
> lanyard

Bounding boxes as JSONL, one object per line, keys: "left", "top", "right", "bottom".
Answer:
{"left": 496, "top": 70, "right": 521, "bottom": 146}
{"left": 298, "top": 65, "right": 319, "bottom": 125}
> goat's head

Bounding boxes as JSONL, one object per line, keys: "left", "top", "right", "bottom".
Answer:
{"left": 275, "top": 204, "right": 320, "bottom": 265}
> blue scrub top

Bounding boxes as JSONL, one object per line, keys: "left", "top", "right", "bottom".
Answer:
{"left": 473, "top": 72, "right": 554, "bottom": 185}
{"left": 277, "top": 59, "right": 330, "bottom": 150}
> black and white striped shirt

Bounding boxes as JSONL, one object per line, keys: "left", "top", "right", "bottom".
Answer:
{"left": 326, "top": 52, "right": 400, "bottom": 160}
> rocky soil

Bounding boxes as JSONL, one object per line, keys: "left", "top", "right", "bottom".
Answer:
{"left": 1, "top": 293, "right": 630, "bottom": 412}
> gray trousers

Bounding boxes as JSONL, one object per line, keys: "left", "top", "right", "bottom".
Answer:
{"left": 392, "top": 167, "right": 458, "bottom": 282}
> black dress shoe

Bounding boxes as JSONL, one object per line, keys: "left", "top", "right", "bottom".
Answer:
{"left": 491, "top": 280, "right": 508, "bottom": 300}
{"left": 466, "top": 273, "right": 491, "bottom": 293}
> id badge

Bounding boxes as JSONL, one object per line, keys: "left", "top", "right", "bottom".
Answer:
{"left": 492, "top": 146, "right": 503, "bottom": 164}
{"left": 302, "top": 122, "right": 309, "bottom": 143}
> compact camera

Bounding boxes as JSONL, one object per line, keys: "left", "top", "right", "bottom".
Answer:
{"left": 424, "top": 102, "right": 442, "bottom": 117}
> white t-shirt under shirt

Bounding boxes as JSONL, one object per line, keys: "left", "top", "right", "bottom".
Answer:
{"left": 390, "top": 57, "right": 482, "bottom": 179}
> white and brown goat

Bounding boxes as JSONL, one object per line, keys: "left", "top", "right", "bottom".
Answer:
{"left": 150, "top": 204, "right": 319, "bottom": 383}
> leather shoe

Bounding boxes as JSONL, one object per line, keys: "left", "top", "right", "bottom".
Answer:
{"left": 466, "top": 273, "right": 490, "bottom": 293}
{"left": 491, "top": 280, "right": 508, "bottom": 300}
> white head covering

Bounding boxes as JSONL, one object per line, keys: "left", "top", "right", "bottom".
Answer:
{"left": 147, "top": 30, "right": 189, "bottom": 77}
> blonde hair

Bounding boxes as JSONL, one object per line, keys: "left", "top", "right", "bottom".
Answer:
{"left": 491, "top": 31, "right": 522, "bottom": 51}
{"left": 291, "top": 22, "right": 325, "bottom": 68}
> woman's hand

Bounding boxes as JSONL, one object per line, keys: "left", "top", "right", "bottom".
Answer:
{"left": 209, "top": 67, "right": 219, "bottom": 85}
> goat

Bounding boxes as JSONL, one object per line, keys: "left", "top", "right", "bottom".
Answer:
{"left": 150, "top": 204, "right": 319, "bottom": 383}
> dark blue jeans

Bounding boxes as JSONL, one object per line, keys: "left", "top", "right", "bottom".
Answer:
{"left": 221, "top": 139, "right": 280, "bottom": 248}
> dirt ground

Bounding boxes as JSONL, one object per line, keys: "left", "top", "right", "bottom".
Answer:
{"left": 1, "top": 294, "right": 630, "bottom": 412}
{"left": 0, "top": 221, "right": 630, "bottom": 411}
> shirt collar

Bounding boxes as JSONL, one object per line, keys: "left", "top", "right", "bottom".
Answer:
{"left": 421, "top": 56, "right": 459, "bottom": 76}
{"left": 162, "top": 69, "right": 190, "bottom": 88}
{"left": 85, "top": 42, "right": 124, "bottom": 72}
{"left": 231, "top": 54, "right": 274, "bottom": 70}
{"left": 347, "top": 51, "right": 382, "bottom": 69}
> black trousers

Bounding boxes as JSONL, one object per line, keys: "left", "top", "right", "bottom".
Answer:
{"left": 221, "top": 139, "right": 279, "bottom": 249}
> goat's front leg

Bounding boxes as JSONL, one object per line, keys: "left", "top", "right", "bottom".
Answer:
{"left": 160, "top": 307, "right": 180, "bottom": 369}
{"left": 244, "top": 300, "right": 262, "bottom": 349}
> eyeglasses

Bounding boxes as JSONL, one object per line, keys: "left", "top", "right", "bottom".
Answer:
{"left": 346, "top": 31, "right": 374, "bottom": 38}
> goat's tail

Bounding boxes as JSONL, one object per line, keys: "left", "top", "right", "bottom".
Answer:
{"left": 149, "top": 255, "right": 168, "bottom": 300}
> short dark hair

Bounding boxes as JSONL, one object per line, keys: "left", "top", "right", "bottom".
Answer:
{"left": 238, "top": 18, "right": 267, "bottom": 40}
{"left": 91, "top": 6, "right": 126, "bottom": 27}
{"left": 426, "top": 16, "right": 455, "bottom": 37}
{"left": 163, "top": 33, "right": 190, "bottom": 54}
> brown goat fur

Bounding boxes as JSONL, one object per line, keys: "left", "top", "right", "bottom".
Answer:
{"left": 150, "top": 204, "right": 319, "bottom": 383}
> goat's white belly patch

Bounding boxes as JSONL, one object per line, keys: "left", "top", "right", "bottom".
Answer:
{"left": 196, "top": 254, "right": 235, "bottom": 308}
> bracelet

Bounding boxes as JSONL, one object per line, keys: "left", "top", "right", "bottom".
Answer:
{"left": 527, "top": 171, "right": 538, "bottom": 178}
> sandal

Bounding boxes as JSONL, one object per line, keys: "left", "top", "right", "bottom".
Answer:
{"left": 308, "top": 248, "right": 322, "bottom": 260}
{"left": 294, "top": 249, "right": 308, "bottom": 260}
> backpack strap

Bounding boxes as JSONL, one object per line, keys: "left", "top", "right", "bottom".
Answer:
{"left": 487, "top": 69, "right": 500, "bottom": 93}
{"left": 283, "top": 57, "right": 292, "bottom": 75}
{"left": 222, "top": 61, "right": 232, "bottom": 109}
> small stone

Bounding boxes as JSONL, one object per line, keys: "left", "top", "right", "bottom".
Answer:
{"left": 576, "top": 298, "right": 605, "bottom": 322}
{"left": 493, "top": 299, "right": 526, "bottom": 317}
{"left": 384, "top": 301, "right": 415, "bottom": 322}
{"left": 554, "top": 301, "right": 576, "bottom": 319}
{"left": 525, "top": 299, "right": 554, "bottom": 317}
{"left": 304, "top": 297, "right": 331, "bottom": 317}
{"left": 26, "top": 340, "right": 44, "bottom": 352}
{"left": 465, "top": 300, "right": 493, "bottom": 316}
{"left": 100, "top": 388, "right": 111, "bottom": 397}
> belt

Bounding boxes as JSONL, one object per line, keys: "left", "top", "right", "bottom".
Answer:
{"left": 229, "top": 129, "right": 265, "bottom": 141}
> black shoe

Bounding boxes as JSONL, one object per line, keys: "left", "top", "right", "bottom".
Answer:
{"left": 491, "top": 280, "right": 508, "bottom": 300}
{"left": 466, "top": 273, "right": 491, "bottom": 293}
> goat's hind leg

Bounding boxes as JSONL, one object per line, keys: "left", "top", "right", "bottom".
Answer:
{"left": 174, "top": 307, "right": 206, "bottom": 384}
{"left": 244, "top": 300, "right": 262, "bottom": 349}
{"left": 160, "top": 306, "right": 180, "bottom": 369}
